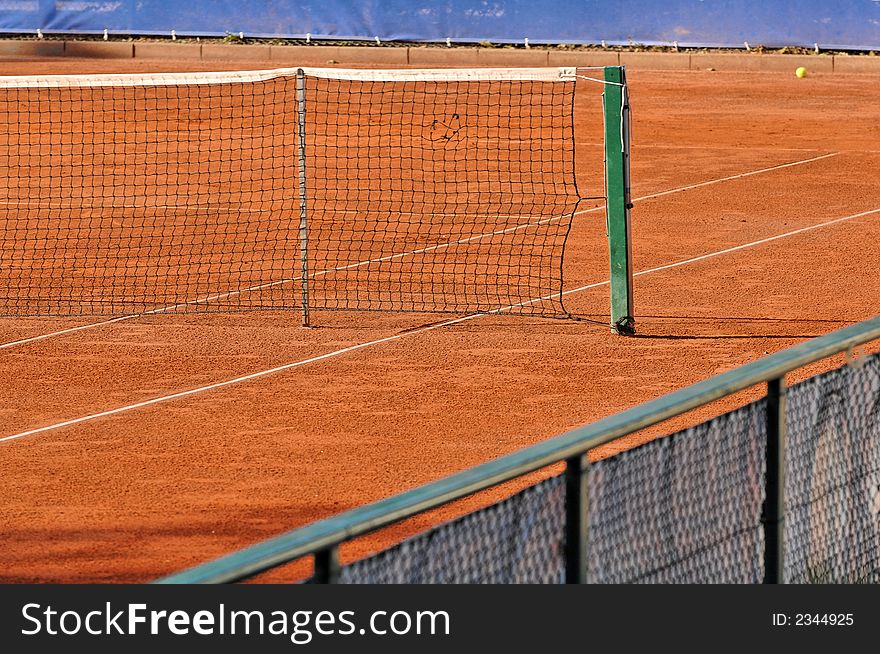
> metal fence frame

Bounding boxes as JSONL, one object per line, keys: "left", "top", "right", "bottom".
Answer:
{"left": 156, "top": 316, "right": 880, "bottom": 584}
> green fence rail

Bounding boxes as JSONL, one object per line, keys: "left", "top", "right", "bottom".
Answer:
{"left": 156, "top": 315, "right": 880, "bottom": 584}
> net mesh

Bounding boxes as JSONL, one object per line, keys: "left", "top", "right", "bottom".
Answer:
{"left": 587, "top": 401, "right": 767, "bottom": 583}
{"left": 0, "top": 74, "right": 297, "bottom": 315}
{"left": 0, "top": 67, "right": 579, "bottom": 317}
{"left": 304, "top": 74, "right": 578, "bottom": 315}
{"left": 338, "top": 475, "right": 565, "bottom": 583}
{"left": 784, "top": 352, "right": 880, "bottom": 584}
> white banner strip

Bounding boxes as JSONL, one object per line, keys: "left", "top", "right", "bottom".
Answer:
{"left": 0, "top": 67, "right": 576, "bottom": 89}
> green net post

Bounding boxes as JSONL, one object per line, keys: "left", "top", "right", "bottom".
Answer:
{"left": 296, "top": 68, "right": 311, "bottom": 327}
{"left": 603, "top": 66, "right": 635, "bottom": 335}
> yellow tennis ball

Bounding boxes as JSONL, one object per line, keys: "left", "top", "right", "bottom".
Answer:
{"left": 795, "top": 66, "right": 808, "bottom": 78}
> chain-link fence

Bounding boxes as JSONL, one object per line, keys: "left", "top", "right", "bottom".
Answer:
{"left": 784, "top": 354, "right": 880, "bottom": 583}
{"left": 336, "top": 352, "right": 880, "bottom": 584}
{"left": 340, "top": 475, "right": 566, "bottom": 583}
{"left": 587, "top": 400, "right": 766, "bottom": 583}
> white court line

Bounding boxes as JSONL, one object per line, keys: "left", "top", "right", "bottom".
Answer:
{"left": 0, "top": 315, "right": 136, "bottom": 351}
{"left": 0, "top": 218, "right": 563, "bottom": 351}
{"left": 0, "top": 151, "right": 840, "bottom": 351}
{"left": 2, "top": 204, "right": 877, "bottom": 445}
{"left": 631, "top": 207, "right": 880, "bottom": 279}
{"left": 0, "top": 315, "right": 480, "bottom": 443}
{"left": 574, "top": 142, "right": 831, "bottom": 153}
{"left": 632, "top": 144, "right": 838, "bottom": 153}
{"left": 0, "top": 199, "right": 550, "bottom": 221}
{"left": 634, "top": 151, "right": 839, "bottom": 202}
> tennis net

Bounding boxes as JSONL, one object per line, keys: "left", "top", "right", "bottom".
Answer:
{"left": 0, "top": 67, "right": 582, "bottom": 319}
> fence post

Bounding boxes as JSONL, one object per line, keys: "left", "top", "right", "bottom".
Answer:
{"left": 603, "top": 66, "right": 634, "bottom": 336}
{"left": 763, "top": 376, "right": 787, "bottom": 583}
{"left": 313, "top": 546, "right": 340, "bottom": 583}
{"left": 564, "top": 453, "right": 589, "bottom": 583}
{"left": 295, "top": 68, "right": 311, "bottom": 327}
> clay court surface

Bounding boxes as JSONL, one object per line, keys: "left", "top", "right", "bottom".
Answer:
{"left": 0, "top": 57, "right": 878, "bottom": 582}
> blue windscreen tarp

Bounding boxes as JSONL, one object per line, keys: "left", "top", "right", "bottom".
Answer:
{"left": 1, "top": 1, "right": 878, "bottom": 51}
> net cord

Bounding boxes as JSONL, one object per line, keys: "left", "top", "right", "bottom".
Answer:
{"left": 0, "top": 67, "right": 579, "bottom": 88}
